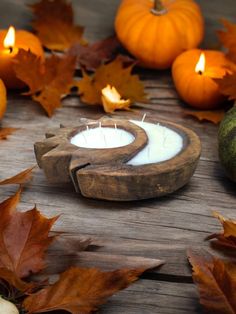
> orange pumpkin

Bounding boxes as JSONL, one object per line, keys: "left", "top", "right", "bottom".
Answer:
{"left": 172, "top": 49, "right": 229, "bottom": 110}
{"left": 115, "top": 0, "right": 204, "bottom": 69}
{"left": 0, "top": 79, "right": 6, "bottom": 119}
{"left": 0, "top": 29, "right": 44, "bottom": 89}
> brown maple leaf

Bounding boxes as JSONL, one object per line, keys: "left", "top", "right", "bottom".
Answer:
{"left": 188, "top": 250, "right": 236, "bottom": 314}
{"left": 215, "top": 73, "right": 236, "bottom": 101}
{"left": 0, "top": 188, "right": 59, "bottom": 278}
{"left": 183, "top": 110, "right": 225, "bottom": 124}
{"left": 29, "top": 0, "right": 85, "bottom": 51}
{"left": 0, "top": 268, "right": 34, "bottom": 293}
{"left": 23, "top": 266, "right": 158, "bottom": 314}
{"left": 206, "top": 212, "right": 236, "bottom": 250}
{"left": 75, "top": 56, "right": 147, "bottom": 112}
{"left": 0, "top": 127, "right": 18, "bottom": 140}
{"left": 218, "top": 20, "right": 236, "bottom": 64}
{"left": 0, "top": 166, "right": 35, "bottom": 185}
{"left": 68, "top": 37, "right": 122, "bottom": 71}
{"left": 13, "top": 49, "right": 76, "bottom": 117}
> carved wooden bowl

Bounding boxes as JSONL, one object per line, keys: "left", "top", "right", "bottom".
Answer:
{"left": 34, "top": 117, "right": 201, "bottom": 201}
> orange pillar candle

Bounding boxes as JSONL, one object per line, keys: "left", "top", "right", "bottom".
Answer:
{"left": 0, "top": 79, "right": 6, "bottom": 119}
{"left": 172, "top": 49, "right": 229, "bottom": 110}
{"left": 0, "top": 26, "right": 44, "bottom": 89}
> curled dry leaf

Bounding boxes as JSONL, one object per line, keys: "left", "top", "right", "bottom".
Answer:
{"left": 188, "top": 250, "right": 236, "bottom": 314}
{"left": 218, "top": 20, "right": 236, "bottom": 64}
{"left": 0, "top": 188, "right": 59, "bottom": 278}
{"left": 74, "top": 56, "right": 147, "bottom": 112}
{"left": 206, "top": 212, "right": 236, "bottom": 250}
{"left": 13, "top": 49, "right": 76, "bottom": 117}
{"left": 183, "top": 110, "right": 225, "bottom": 124}
{"left": 29, "top": 0, "right": 85, "bottom": 51}
{"left": 68, "top": 36, "right": 122, "bottom": 71}
{"left": 23, "top": 266, "right": 156, "bottom": 314}
{"left": 0, "top": 128, "right": 18, "bottom": 140}
{"left": 0, "top": 166, "right": 35, "bottom": 185}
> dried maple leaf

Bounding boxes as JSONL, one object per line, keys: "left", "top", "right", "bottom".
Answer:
{"left": 188, "top": 250, "right": 236, "bottom": 314}
{"left": 0, "top": 127, "right": 18, "bottom": 140}
{"left": 23, "top": 266, "right": 156, "bottom": 314}
{"left": 218, "top": 20, "right": 236, "bottom": 64}
{"left": 0, "top": 188, "right": 59, "bottom": 278}
{"left": 75, "top": 56, "right": 147, "bottom": 112}
{"left": 0, "top": 268, "right": 34, "bottom": 293}
{"left": 184, "top": 110, "right": 225, "bottom": 124}
{"left": 68, "top": 37, "right": 121, "bottom": 71}
{"left": 215, "top": 73, "right": 236, "bottom": 101}
{"left": 206, "top": 212, "right": 236, "bottom": 250}
{"left": 0, "top": 166, "right": 35, "bottom": 185}
{"left": 30, "top": 0, "right": 85, "bottom": 51}
{"left": 13, "top": 49, "right": 76, "bottom": 117}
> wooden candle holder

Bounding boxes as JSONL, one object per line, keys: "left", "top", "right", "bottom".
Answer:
{"left": 34, "top": 117, "right": 201, "bottom": 201}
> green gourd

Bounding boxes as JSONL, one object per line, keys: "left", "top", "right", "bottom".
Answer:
{"left": 218, "top": 106, "right": 236, "bottom": 182}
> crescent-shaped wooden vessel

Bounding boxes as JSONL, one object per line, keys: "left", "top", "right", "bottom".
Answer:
{"left": 34, "top": 117, "right": 201, "bottom": 201}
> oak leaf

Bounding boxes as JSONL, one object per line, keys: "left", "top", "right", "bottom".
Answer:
{"left": 206, "top": 212, "right": 236, "bottom": 250}
{"left": 215, "top": 73, "right": 236, "bottom": 101}
{"left": 0, "top": 127, "right": 18, "bottom": 140}
{"left": 184, "top": 110, "right": 225, "bottom": 124}
{"left": 13, "top": 49, "right": 76, "bottom": 117}
{"left": 23, "top": 266, "right": 151, "bottom": 314}
{"left": 218, "top": 20, "right": 236, "bottom": 64}
{"left": 188, "top": 250, "right": 236, "bottom": 314}
{"left": 0, "top": 188, "right": 59, "bottom": 278}
{"left": 68, "top": 37, "right": 121, "bottom": 71}
{"left": 0, "top": 166, "right": 35, "bottom": 185}
{"left": 75, "top": 57, "right": 147, "bottom": 112}
{"left": 30, "top": 0, "right": 85, "bottom": 51}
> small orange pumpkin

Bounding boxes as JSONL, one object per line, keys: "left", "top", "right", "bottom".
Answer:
{"left": 172, "top": 49, "right": 229, "bottom": 110}
{"left": 0, "top": 79, "right": 6, "bottom": 119}
{"left": 115, "top": 0, "right": 204, "bottom": 69}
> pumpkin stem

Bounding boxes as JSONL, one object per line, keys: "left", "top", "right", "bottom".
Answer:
{"left": 151, "top": 0, "right": 167, "bottom": 15}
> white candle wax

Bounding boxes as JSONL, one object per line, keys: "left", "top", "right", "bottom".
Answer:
{"left": 70, "top": 126, "right": 134, "bottom": 149}
{"left": 127, "top": 120, "right": 183, "bottom": 166}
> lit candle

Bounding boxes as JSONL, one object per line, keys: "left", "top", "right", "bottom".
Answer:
{"left": 0, "top": 26, "right": 44, "bottom": 89}
{"left": 172, "top": 49, "right": 230, "bottom": 109}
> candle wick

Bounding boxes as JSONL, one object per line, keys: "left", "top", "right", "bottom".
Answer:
{"left": 198, "top": 70, "right": 203, "bottom": 75}
{"left": 141, "top": 113, "right": 147, "bottom": 122}
{"left": 8, "top": 46, "right": 13, "bottom": 53}
{"left": 114, "top": 123, "right": 117, "bottom": 130}
{"left": 86, "top": 125, "right": 89, "bottom": 131}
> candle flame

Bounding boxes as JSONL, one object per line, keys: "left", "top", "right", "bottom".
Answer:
{"left": 3, "top": 26, "right": 15, "bottom": 49}
{"left": 195, "top": 52, "right": 205, "bottom": 74}
{"left": 101, "top": 85, "right": 131, "bottom": 112}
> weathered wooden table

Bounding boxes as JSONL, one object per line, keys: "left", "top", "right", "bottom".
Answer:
{"left": 0, "top": 1, "right": 235, "bottom": 313}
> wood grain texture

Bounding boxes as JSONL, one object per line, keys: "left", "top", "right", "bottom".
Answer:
{"left": 0, "top": 0, "right": 235, "bottom": 313}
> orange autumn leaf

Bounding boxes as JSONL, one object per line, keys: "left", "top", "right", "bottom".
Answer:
{"left": 13, "top": 49, "right": 76, "bottom": 117}
{"left": 0, "top": 79, "right": 7, "bottom": 119}
{"left": 75, "top": 56, "right": 147, "bottom": 112}
{"left": 23, "top": 266, "right": 156, "bottom": 314}
{"left": 218, "top": 20, "right": 236, "bottom": 64}
{"left": 0, "top": 188, "right": 59, "bottom": 278}
{"left": 30, "top": 0, "right": 85, "bottom": 51}
{"left": 188, "top": 250, "right": 236, "bottom": 314}
{"left": 184, "top": 110, "right": 225, "bottom": 124}
{"left": 0, "top": 127, "right": 18, "bottom": 140}
{"left": 0, "top": 268, "right": 34, "bottom": 293}
{"left": 215, "top": 73, "right": 236, "bottom": 101}
{"left": 0, "top": 166, "right": 35, "bottom": 185}
{"left": 206, "top": 212, "right": 236, "bottom": 250}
